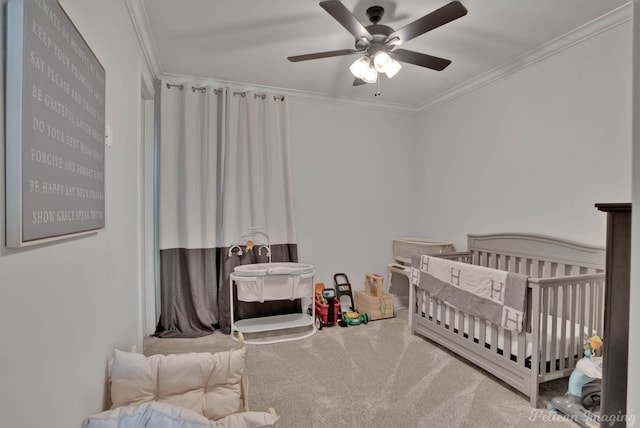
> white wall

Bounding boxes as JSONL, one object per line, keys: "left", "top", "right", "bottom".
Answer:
{"left": 0, "top": 1, "right": 146, "bottom": 427}
{"left": 414, "top": 22, "right": 632, "bottom": 250}
{"left": 289, "top": 98, "right": 416, "bottom": 290}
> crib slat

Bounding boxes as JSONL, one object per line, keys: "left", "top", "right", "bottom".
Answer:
{"left": 558, "top": 284, "right": 568, "bottom": 370}
{"left": 557, "top": 263, "right": 567, "bottom": 277}
{"left": 469, "top": 313, "right": 475, "bottom": 344}
{"left": 478, "top": 317, "right": 486, "bottom": 349}
{"left": 579, "top": 283, "right": 587, "bottom": 354}
{"left": 503, "top": 328, "right": 512, "bottom": 360}
{"left": 596, "top": 280, "right": 604, "bottom": 335}
{"left": 523, "top": 258, "right": 532, "bottom": 276}
{"left": 452, "top": 308, "right": 464, "bottom": 336}
{"left": 517, "top": 324, "right": 526, "bottom": 364}
{"left": 548, "top": 286, "right": 558, "bottom": 373}
{"left": 532, "top": 259, "right": 540, "bottom": 278}
{"left": 540, "top": 287, "right": 549, "bottom": 374}
{"left": 568, "top": 283, "right": 577, "bottom": 367}
{"left": 588, "top": 281, "right": 596, "bottom": 336}
{"left": 489, "top": 321, "right": 498, "bottom": 353}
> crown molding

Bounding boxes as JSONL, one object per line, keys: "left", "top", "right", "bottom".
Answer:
{"left": 161, "top": 73, "right": 419, "bottom": 114}
{"left": 126, "top": 0, "right": 162, "bottom": 80}
{"left": 417, "top": 2, "right": 633, "bottom": 113}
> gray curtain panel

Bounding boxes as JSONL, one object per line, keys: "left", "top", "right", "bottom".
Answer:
{"left": 155, "top": 248, "right": 218, "bottom": 338}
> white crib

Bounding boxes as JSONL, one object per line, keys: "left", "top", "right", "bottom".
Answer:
{"left": 410, "top": 233, "right": 605, "bottom": 407}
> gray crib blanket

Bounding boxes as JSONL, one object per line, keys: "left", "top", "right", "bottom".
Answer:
{"left": 411, "top": 255, "right": 528, "bottom": 333}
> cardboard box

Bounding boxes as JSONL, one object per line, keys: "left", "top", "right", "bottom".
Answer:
{"left": 354, "top": 290, "right": 394, "bottom": 321}
{"left": 365, "top": 273, "right": 384, "bottom": 297}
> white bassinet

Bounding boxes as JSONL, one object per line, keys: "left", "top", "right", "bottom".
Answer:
{"left": 233, "top": 262, "right": 314, "bottom": 302}
{"left": 229, "top": 263, "right": 316, "bottom": 345}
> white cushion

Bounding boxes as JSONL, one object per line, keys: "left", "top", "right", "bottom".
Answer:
{"left": 84, "top": 402, "right": 279, "bottom": 428}
{"left": 110, "top": 348, "right": 246, "bottom": 421}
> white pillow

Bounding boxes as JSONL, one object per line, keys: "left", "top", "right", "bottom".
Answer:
{"left": 84, "top": 402, "right": 279, "bottom": 428}
{"left": 109, "top": 348, "right": 246, "bottom": 421}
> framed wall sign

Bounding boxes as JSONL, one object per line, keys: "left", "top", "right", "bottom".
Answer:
{"left": 6, "top": 0, "right": 106, "bottom": 247}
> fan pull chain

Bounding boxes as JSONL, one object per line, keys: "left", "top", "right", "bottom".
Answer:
{"left": 374, "top": 76, "right": 381, "bottom": 97}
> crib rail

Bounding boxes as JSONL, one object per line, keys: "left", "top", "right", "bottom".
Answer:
{"left": 412, "top": 268, "right": 605, "bottom": 406}
{"left": 529, "top": 273, "right": 605, "bottom": 380}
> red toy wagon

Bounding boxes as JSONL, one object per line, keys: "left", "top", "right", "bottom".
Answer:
{"left": 308, "top": 283, "right": 341, "bottom": 330}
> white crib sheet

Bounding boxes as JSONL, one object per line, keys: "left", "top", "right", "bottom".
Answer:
{"left": 426, "top": 300, "right": 591, "bottom": 362}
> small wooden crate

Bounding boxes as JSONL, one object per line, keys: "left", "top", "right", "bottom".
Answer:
{"left": 354, "top": 290, "right": 394, "bottom": 321}
{"left": 365, "top": 273, "right": 384, "bottom": 297}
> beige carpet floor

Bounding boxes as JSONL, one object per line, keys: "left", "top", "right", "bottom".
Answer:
{"left": 144, "top": 309, "right": 577, "bottom": 428}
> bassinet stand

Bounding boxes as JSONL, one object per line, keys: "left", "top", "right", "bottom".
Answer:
{"left": 229, "top": 272, "right": 317, "bottom": 345}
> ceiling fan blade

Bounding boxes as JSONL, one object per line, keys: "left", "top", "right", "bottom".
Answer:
{"left": 391, "top": 49, "right": 451, "bottom": 71}
{"left": 387, "top": 1, "right": 467, "bottom": 46}
{"left": 320, "top": 0, "right": 371, "bottom": 41}
{"left": 288, "top": 49, "right": 360, "bottom": 62}
{"left": 353, "top": 78, "right": 367, "bottom": 86}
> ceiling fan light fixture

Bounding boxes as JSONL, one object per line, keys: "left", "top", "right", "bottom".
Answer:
{"left": 373, "top": 50, "right": 391, "bottom": 72}
{"left": 384, "top": 58, "right": 402, "bottom": 79}
{"left": 361, "top": 63, "right": 378, "bottom": 83}
{"left": 350, "top": 56, "right": 378, "bottom": 83}
{"left": 349, "top": 56, "right": 371, "bottom": 79}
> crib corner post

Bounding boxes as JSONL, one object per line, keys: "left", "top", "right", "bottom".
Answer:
{"left": 529, "top": 388, "right": 539, "bottom": 408}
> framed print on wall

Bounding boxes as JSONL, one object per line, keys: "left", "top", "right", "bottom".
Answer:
{"left": 6, "top": 0, "right": 106, "bottom": 247}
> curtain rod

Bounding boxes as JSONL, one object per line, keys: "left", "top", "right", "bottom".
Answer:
{"left": 254, "top": 93, "right": 285, "bottom": 101}
{"left": 167, "top": 84, "right": 283, "bottom": 100}
{"left": 192, "top": 86, "right": 222, "bottom": 94}
{"left": 166, "top": 83, "right": 222, "bottom": 94}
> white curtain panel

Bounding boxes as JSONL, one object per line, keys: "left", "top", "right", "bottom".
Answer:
{"left": 156, "top": 80, "right": 297, "bottom": 336}
{"left": 159, "top": 83, "right": 220, "bottom": 250}
{"left": 220, "top": 91, "right": 296, "bottom": 247}
{"left": 159, "top": 84, "right": 296, "bottom": 249}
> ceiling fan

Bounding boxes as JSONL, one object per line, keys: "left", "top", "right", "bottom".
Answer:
{"left": 288, "top": 1, "right": 467, "bottom": 86}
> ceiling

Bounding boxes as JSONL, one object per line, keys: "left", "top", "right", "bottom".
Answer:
{"left": 137, "top": 0, "right": 630, "bottom": 109}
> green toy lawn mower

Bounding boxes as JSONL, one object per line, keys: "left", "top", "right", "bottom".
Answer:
{"left": 334, "top": 273, "right": 369, "bottom": 327}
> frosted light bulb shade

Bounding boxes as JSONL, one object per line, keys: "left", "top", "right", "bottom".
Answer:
{"left": 361, "top": 65, "right": 378, "bottom": 83}
{"left": 350, "top": 56, "right": 370, "bottom": 79}
{"left": 384, "top": 58, "right": 402, "bottom": 79}
{"left": 373, "top": 51, "right": 391, "bottom": 72}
